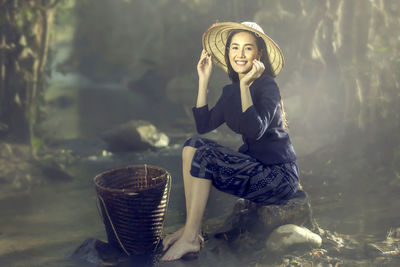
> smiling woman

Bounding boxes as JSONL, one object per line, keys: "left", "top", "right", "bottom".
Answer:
{"left": 160, "top": 22, "right": 298, "bottom": 261}
{"left": 227, "top": 31, "right": 261, "bottom": 80}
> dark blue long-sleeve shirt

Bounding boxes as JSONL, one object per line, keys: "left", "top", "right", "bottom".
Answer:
{"left": 192, "top": 74, "right": 296, "bottom": 166}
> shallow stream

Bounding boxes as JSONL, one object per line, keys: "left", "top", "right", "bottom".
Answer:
{"left": 1, "top": 138, "right": 399, "bottom": 267}
{"left": 0, "top": 142, "right": 243, "bottom": 267}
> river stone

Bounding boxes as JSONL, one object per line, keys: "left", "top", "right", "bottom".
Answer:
{"left": 215, "top": 189, "right": 319, "bottom": 242}
{"left": 266, "top": 224, "right": 322, "bottom": 253}
{"left": 71, "top": 238, "right": 126, "bottom": 265}
{"left": 256, "top": 189, "right": 318, "bottom": 234}
{"left": 70, "top": 238, "right": 104, "bottom": 265}
{"left": 101, "top": 120, "right": 169, "bottom": 152}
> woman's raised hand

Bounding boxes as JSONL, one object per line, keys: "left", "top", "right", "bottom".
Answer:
{"left": 240, "top": 59, "right": 265, "bottom": 87}
{"left": 197, "top": 49, "right": 212, "bottom": 82}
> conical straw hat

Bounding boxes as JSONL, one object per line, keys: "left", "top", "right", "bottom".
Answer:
{"left": 202, "top": 21, "right": 284, "bottom": 77}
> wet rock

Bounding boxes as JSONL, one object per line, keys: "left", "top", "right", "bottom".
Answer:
{"left": 71, "top": 238, "right": 103, "bottom": 265}
{"left": 215, "top": 189, "right": 319, "bottom": 242}
{"left": 70, "top": 238, "right": 125, "bottom": 265}
{"left": 265, "top": 224, "right": 322, "bottom": 253}
{"left": 39, "top": 159, "right": 73, "bottom": 181}
{"left": 101, "top": 120, "right": 169, "bottom": 152}
{"left": 365, "top": 243, "right": 385, "bottom": 258}
{"left": 256, "top": 190, "right": 318, "bottom": 234}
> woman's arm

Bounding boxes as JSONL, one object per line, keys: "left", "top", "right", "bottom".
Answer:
{"left": 196, "top": 50, "right": 212, "bottom": 108}
{"left": 193, "top": 50, "right": 225, "bottom": 134}
{"left": 239, "top": 59, "right": 265, "bottom": 112}
{"left": 238, "top": 60, "right": 279, "bottom": 140}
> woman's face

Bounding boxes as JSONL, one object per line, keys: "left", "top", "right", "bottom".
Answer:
{"left": 228, "top": 31, "right": 261, "bottom": 78}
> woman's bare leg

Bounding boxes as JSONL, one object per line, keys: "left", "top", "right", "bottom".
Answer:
{"left": 162, "top": 146, "right": 198, "bottom": 251}
{"left": 161, "top": 146, "right": 211, "bottom": 261}
{"left": 161, "top": 176, "right": 211, "bottom": 261}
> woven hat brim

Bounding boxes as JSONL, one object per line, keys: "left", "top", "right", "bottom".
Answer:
{"left": 202, "top": 22, "right": 284, "bottom": 76}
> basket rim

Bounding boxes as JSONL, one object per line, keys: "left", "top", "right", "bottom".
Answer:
{"left": 93, "top": 164, "right": 169, "bottom": 194}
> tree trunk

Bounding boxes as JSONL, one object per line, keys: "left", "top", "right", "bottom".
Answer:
{"left": 0, "top": 0, "right": 60, "bottom": 150}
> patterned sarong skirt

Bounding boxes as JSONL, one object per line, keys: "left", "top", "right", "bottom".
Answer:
{"left": 184, "top": 136, "right": 299, "bottom": 205}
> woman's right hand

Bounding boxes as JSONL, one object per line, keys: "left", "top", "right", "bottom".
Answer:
{"left": 197, "top": 49, "right": 212, "bottom": 82}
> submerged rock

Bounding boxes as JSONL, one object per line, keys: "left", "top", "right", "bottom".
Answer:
{"left": 101, "top": 120, "right": 169, "bottom": 152}
{"left": 70, "top": 238, "right": 103, "bottom": 265}
{"left": 70, "top": 238, "right": 127, "bottom": 265}
{"left": 265, "top": 224, "right": 322, "bottom": 253}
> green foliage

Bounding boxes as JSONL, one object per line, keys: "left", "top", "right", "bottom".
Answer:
{"left": 23, "top": 7, "right": 35, "bottom": 21}
{"left": 32, "top": 136, "right": 44, "bottom": 154}
{"left": 54, "top": 0, "right": 77, "bottom": 26}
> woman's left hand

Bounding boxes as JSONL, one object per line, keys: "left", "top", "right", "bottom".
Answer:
{"left": 240, "top": 59, "right": 265, "bottom": 87}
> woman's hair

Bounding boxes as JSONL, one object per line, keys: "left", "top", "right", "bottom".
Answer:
{"left": 224, "top": 30, "right": 289, "bottom": 129}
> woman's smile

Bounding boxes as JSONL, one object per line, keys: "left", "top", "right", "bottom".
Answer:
{"left": 235, "top": 60, "right": 248, "bottom": 65}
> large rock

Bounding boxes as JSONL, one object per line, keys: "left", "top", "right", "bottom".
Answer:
{"left": 215, "top": 189, "right": 319, "bottom": 241}
{"left": 265, "top": 224, "right": 322, "bottom": 253}
{"left": 256, "top": 189, "right": 318, "bottom": 234}
{"left": 101, "top": 120, "right": 169, "bottom": 152}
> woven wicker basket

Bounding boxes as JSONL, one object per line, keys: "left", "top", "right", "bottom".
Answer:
{"left": 93, "top": 164, "right": 171, "bottom": 255}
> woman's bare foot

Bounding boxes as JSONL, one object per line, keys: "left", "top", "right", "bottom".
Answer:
{"left": 161, "top": 235, "right": 201, "bottom": 261}
{"left": 162, "top": 227, "right": 184, "bottom": 251}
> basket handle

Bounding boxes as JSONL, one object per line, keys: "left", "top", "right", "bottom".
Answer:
{"left": 144, "top": 164, "right": 147, "bottom": 189}
{"left": 96, "top": 194, "right": 130, "bottom": 256}
{"left": 154, "top": 173, "right": 172, "bottom": 250}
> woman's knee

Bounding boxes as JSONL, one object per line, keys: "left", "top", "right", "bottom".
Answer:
{"left": 182, "top": 145, "right": 196, "bottom": 161}
{"left": 183, "top": 136, "right": 203, "bottom": 149}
